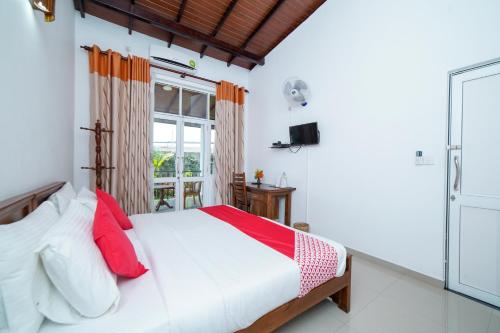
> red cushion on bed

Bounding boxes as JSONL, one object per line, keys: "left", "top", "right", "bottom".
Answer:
{"left": 93, "top": 199, "right": 148, "bottom": 278}
{"left": 96, "top": 189, "right": 133, "bottom": 230}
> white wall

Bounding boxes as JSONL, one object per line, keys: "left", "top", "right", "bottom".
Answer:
{"left": 247, "top": 0, "right": 500, "bottom": 280}
{"left": 74, "top": 14, "right": 249, "bottom": 190}
{"left": 0, "top": 0, "right": 74, "bottom": 200}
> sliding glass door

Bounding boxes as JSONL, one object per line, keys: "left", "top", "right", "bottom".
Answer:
{"left": 152, "top": 78, "right": 215, "bottom": 212}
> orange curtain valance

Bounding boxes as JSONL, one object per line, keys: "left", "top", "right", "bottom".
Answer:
{"left": 88, "top": 45, "right": 150, "bottom": 83}
{"left": 216, "top": 80, "right": 245, "bottom": 106}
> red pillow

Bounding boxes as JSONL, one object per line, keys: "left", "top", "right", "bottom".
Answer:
{"left": 96, "top": 189, "right": 133, "bottom": 230}
{"left": 93, "top": 199, "right": 148, "bottom": 278}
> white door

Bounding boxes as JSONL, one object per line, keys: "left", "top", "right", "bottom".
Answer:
{"left": 448, "top": 60, "right": 500, "bottom": 307}
{"left": 180, "top": 120, "right": 207, "bottom": 210}
{"left": 152, "top": 78, "right": 216, "bottom": 212}
{"left": 152, "top": 117, "right": 180, "bottom": 212}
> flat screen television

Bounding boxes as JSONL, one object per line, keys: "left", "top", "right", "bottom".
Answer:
{"left": 289, "top": 122, "right": 319, "bottom": 145}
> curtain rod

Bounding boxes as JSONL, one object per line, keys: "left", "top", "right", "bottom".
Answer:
{"left": 80, "top": 45, "right": 249, "bottom": 93}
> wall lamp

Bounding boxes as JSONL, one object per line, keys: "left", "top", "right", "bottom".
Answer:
{"left": 31, "top": 0, "right": 56, "bottom": 22}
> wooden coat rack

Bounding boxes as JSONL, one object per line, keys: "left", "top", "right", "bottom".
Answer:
{"left": 80, "top": 120, "right": 115, "bottom": 189}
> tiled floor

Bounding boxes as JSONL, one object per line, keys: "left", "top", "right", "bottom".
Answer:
{"left": 277, "top": 255, "right": 500, "bottom": 333}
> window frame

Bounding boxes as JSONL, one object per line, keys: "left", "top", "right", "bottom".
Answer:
{"left": 151, "top": 70, "right": 217, "bottom": 211}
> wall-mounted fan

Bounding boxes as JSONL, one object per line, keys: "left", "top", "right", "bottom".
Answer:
{"left": 282, "top": 77, "right": 311, "bottom": 109}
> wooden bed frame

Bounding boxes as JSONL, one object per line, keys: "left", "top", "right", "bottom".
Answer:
{"left": 240, "top": 255, "right": 351, "bottom": 332}
{"left": 0, "top": 182, "right": 65, "bottom": 225}
{"left": 0, "top": 182, "right": 352, "bottom": 332}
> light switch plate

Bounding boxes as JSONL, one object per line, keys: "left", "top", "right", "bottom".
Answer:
{"left": 423, "top": 156, "right": 434, "bottom": 165}
{"left": 415, "top": 155, "right": 434, "bottom": 165}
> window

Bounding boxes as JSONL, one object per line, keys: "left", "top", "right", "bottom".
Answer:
{"left": 182, "top": 89, "right": 207, "bottom": 119}
{"left": 183, "top": 122, "right": 203, "bottom": 177}
{"left": 154, "top": 84, "right": 179, "bottom": 115}
{"left": 210, "top": 125, "right": 215, "bottom": 175}
{"left": 209, "top": 94, "right": 216, "bottom": 120}
{"left": 152, "top": 79, "right": 216, "bottom": 213}
{"left": 153, "top": 119, "right": 176, "bottom": 178}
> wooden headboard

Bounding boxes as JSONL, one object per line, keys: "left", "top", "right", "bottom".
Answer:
{"left": 0, "top": 182, "right": 65, "bottom": 225}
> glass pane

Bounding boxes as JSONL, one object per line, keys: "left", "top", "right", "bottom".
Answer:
{"left": 153, "top": 119, "right": 176, "bottom": 178}
{"left": 210, "top": 125, "right": 215, "bottom": 175}
{"left": 155, "top": 83, "right": 179, "bottom": 115}
{"left": 183, "top": 181, "right": 203, "bottom": 209}
{"left": 154, "top": 182, "right": 176, "bottom": 212}
{"left": 183, "top": 122, "right": 203, "bottom": 177}
{"left": 209, "top": 95, "right": 215, "bottom": 120}
{"left": 182, "top": 89, "right": 207, "bottom": 119}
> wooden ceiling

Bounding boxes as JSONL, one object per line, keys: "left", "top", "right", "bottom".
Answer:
{"left": 74, "top": 0, "right": 326, "bottom": 69}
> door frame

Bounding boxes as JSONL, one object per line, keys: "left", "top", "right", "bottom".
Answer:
{"left": 153, "top": 113, "right": 213, "bottom": 210}
{"left": 444, "top": 57, "right": 500, "bottom": 292}
{"left": 150, "top": 71, "right": 216, "bottom": 212}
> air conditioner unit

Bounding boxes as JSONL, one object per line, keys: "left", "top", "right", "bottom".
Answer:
{"left": 150, "top": 45, "right": 197, "bottom": 74}
{"left": 150, "top": 56, "right": 197, "bottom": 73}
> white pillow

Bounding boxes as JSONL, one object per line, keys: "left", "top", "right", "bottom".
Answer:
{"left": 35, "top": 199, "right": 120, "bottom": 322}
{"left": 48, "top": 182, "right": 76, "bottom": 215}
{"left": 76, "top": 187, "right": 97, "bottom": 212}
{"left": 0, "top": 201, "right": 60, "bottom": 333}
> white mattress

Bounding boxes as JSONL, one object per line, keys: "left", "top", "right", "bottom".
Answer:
{"left": 39, "top": 230, "right": 169, "bottom": 333}
{"left": 39, "top": 207, "right": 347, "bottom": 333}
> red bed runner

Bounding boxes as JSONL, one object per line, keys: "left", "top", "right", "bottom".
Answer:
{"left": 199, "top": 205, "right": 338, "bottom": 297}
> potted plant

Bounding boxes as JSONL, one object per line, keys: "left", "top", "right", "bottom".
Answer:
{"left": 254, "top": 169, "right": 264, "bottom": 185}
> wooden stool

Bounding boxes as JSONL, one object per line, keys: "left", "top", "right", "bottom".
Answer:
{"left": 293, "top": 222, "right": 309, "bottom": 233}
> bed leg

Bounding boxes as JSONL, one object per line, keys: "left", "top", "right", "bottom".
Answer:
{"left": 336, "top": 285, "right": 351, "bottom": 313}
{"left": 330, "top": 285, "right": 350, "bottom": 313}
{"left": 331, "top": 255, "right": 352, "bottom": 313}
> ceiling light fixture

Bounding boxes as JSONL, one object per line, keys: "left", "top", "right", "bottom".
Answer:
{"left": 162, "top": 85, "right": 173, "bottom": 92}
{"left": 31, "top": 0, "right": 56, "bottom": 22}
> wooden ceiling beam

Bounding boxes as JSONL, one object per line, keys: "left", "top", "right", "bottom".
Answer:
{"left": 128, "top": 0, "right": 134, "bottom": 35}
{"left": 199, "top": 0, "right": 239, "bottom": 58}
{"left": 168, "top": 0, "right": 188, "bottom": 48}
{"left": 90, "top": 0, "right": 265, "bottom": 66}
{"left": 74, "top": 0, "right": 85, "bottom": 18}
{"left": 227, "top": 0, "right": 285, "bottom": 67}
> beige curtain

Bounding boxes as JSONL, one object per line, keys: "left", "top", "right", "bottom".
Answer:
{"left": 88, "top": 45, "right": 151, "bottom": 214}
{"left": 215, "top": 81, "right": 245, "bottom": 205}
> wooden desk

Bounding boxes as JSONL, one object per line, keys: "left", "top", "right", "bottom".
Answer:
{"left": 244, "top": 183, "right": 296, "bottom": 227}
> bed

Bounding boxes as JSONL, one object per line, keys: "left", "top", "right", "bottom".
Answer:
{"left": 0, "top": 182, "right": 351, "bottom": 333}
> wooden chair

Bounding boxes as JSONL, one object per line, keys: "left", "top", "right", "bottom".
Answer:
{"left": 232, "top": 173, "right": 251, "bottom": 212}
{"left": 184, "top": 181, "right": 203, "bottom": 209}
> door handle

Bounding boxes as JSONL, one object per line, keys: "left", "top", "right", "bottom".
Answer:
{"left": 453, "top": 155, "right": 460, "bottom": 191}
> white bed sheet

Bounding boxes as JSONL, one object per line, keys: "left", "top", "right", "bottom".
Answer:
{"left": 130, "top": 209, "right": 300, "bottom": 333}
{"left": 39, "top": 229, "right": 169, "bottom": 333}
{"left": 39, "top": 207, "right": 347, "bottom": 333}
{"left": 129, "top": 207, "right": 347, "bottom": 333}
